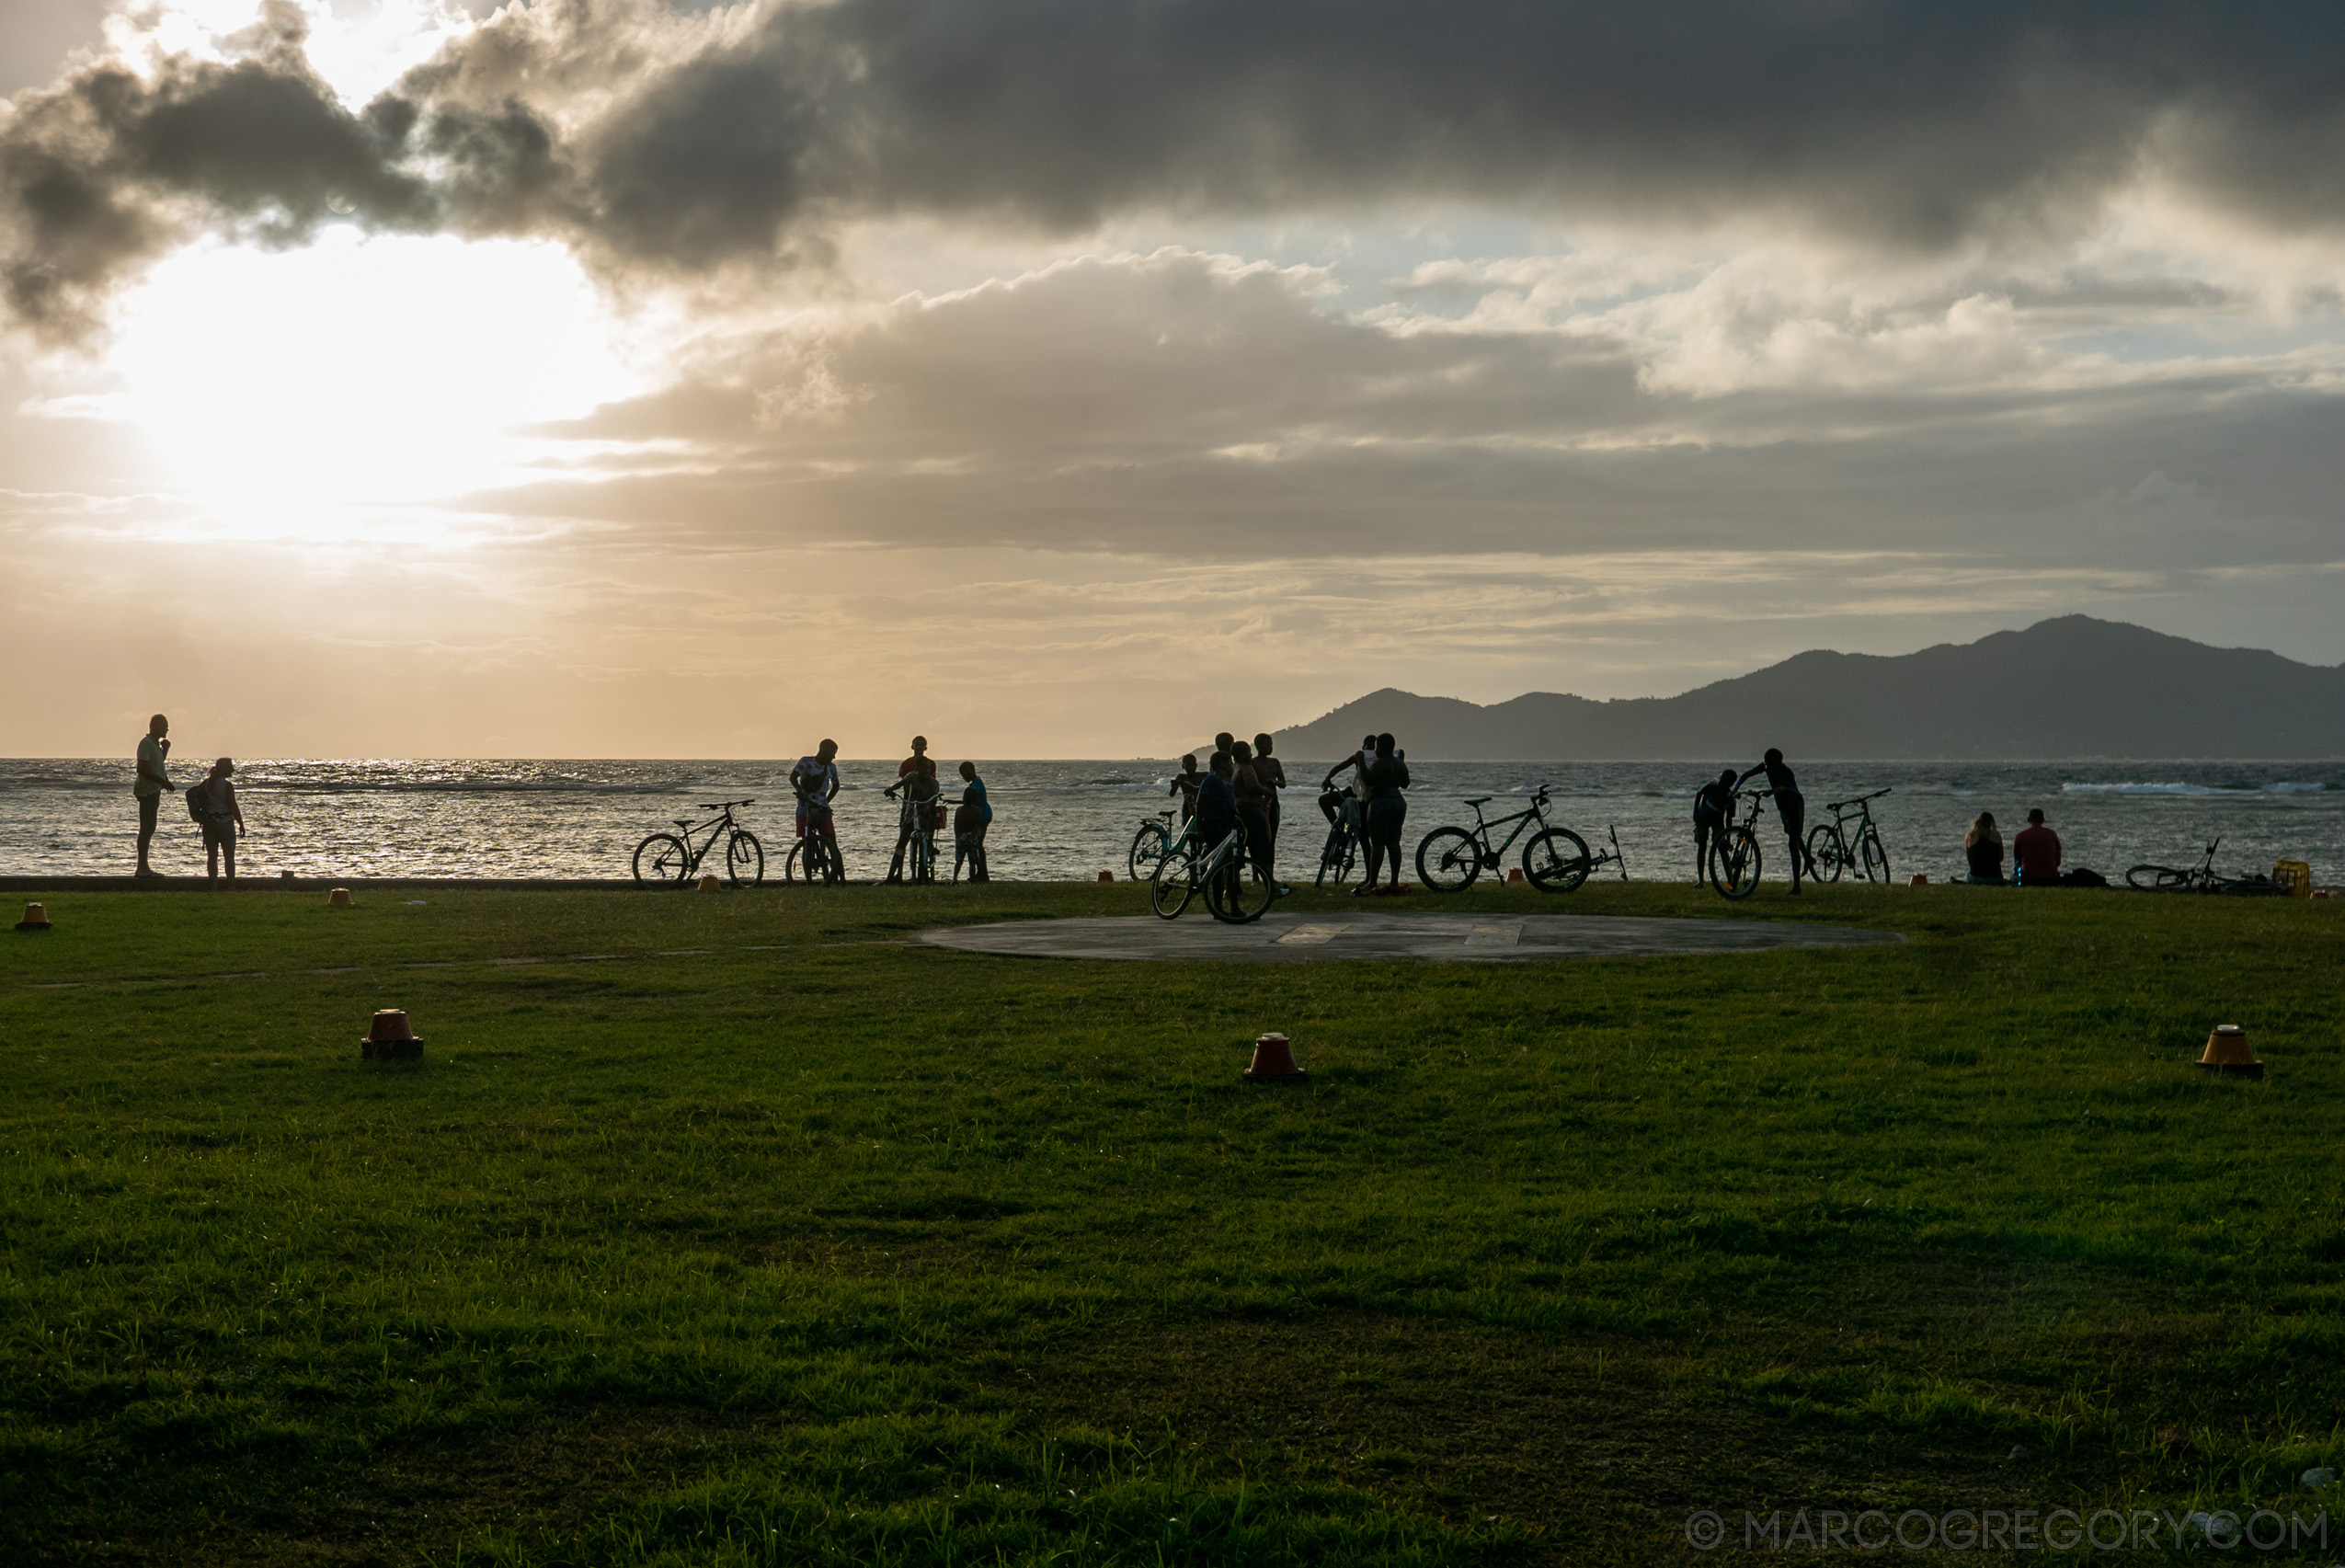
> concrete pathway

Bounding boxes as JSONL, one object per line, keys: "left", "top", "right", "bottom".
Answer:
{"left": 917, "top": 910, "right": 1905, "bottom": 964}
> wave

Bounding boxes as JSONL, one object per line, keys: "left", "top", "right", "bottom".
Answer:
{"left": 2062, "top": 781, "right": 2331, "bottom": 795}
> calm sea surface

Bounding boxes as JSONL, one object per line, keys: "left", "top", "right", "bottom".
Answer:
{"left": 3, "top": 758, "right": 2339, "bottom": 886}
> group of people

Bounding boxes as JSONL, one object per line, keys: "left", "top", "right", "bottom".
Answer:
{"left": 789, "top": 737, "right": 993, "bottom": 882}
{"left": 1164, "top": 730, "right": 1413, "bottom": 894}
{"left": 131, "top": 714, "right": 246, "bottom": 886}
{"left": 1962, "top": 808, "right": 2065, "bottom": 886}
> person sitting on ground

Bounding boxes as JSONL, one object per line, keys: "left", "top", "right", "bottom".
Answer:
{"left": 2012, "top": 807, "right": 2062, "bottom": 887}
{"left": 1737, "top": 748, "right": 1814, "bottom": 891}
{"left": 1168, "top": 754, "right": 1203, "bottom": 837}
{"left": 198, "top": 757, "right": 245, "bottom": 887}
{"left": 790, "top": 739, "right": 842, "bottom": 874}
{"left": 1356, "top": 733, "right": 1411, "bottom": 894}
{"left": 1691, "top": 768, "right": 1737, "bottom": 880}
{"left": 1196, "top": 750, "right": 1239, "bottom": 853}
{"left": 134, "top": 713, "right": 172, "bottom": 878}
{"left": 953, "top": 761, "right": 991, "bottom": 883}
{"left": 1230, "top": 739, "right": 1277, "bottom": 895}
{"left": 886, "top": 736, "right": 942, "bottom": 882}
{"left": 1964, "top": 811, "right": 2006, "bottom": 884}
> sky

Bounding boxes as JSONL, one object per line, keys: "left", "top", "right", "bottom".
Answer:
{"left": 2, "top": 0, "right": 2341, "bottom": 759}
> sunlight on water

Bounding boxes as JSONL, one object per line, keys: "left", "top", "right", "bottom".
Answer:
{"left": 3, "top": 759, "right": 2339, "bottom": 885}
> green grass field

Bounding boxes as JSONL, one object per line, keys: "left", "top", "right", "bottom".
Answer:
{"left": 2, "top": 881, "right": 2339, "bottom": 1564}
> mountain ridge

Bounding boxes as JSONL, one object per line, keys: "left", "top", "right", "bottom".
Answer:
{"left": 1271, "top": 617, "right": 2345, "bottom": 760}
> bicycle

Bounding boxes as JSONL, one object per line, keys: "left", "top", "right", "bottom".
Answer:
{"left": 2126, "top": 839, "right": 2284, "bottom": 895}
{"left": 784, "top": 817, "right": 846, "bottom": 884}
{"left": 1129, "top": 809, "right": 1180, "bottom": 883}
{"left": 1806, "top": 786, "right": 1893, "bottom": 884}
{"left": 1314, "top": 792, "right": 1362, "bottom": 889}
{"left": 633, "top": 799, "right": 763, "bottom": 887}
{"left": 886, "top": 782, "right": 946, "bottom": 885}
{"left": 1706, "top": 788, "right": 1770, "bottom": 900}
{"left": 1414, "top": 785, "right": 1599, "bottom": 893}
{"left": 1149, "top": 818, "right": 1275, "bottom": 922}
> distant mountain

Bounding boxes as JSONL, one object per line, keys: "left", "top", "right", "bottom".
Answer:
{"left": 1274, "top": 617, "right": 2345, "bottom": 760}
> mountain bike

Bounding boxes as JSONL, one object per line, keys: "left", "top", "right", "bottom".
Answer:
{"left": 1129, "top": 809, "right": 1180, "bottom": 883}
{"left": 633, "top": 799, "right": 763, "bottom": 887}
{"left": 2126, "top": 839, "right": 2284, "bottom": 895}
{"left": 783, "top": 824, "right": 845, "bottom": 884}
{"left": 1149, "top": 818, "right": 1275, "bottom": 922}
{"left": 1415, "top": 784, "right": 1599, "bottom": 893}
{"left": 1806, "top": 786, "right": 1893, "bottom": 884}
{"left": 1315, "top": 792, "right": 1361, "bottom": 888}
{"left": 1707, "top": 789, "right": 1770, "bottom": 899}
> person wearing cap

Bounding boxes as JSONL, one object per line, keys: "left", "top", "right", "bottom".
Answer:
{"left": 197, "top": 757, "right": 245, "bottom": 887}
{"left": 2012, "top": 807, "right": 2063, "bottom": 887}
{"left": 134, "top": 713, "right": 172, "bottom": 877}
{"left": 885, "top": 736, "right": 942, "bottom": 883}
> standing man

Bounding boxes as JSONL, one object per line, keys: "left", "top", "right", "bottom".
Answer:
{"left": 1692, "top": 768, "right": 1737, "bottom": 881}
{"left": 1736, "top": 748, "right": 1814, "bottom": 892}
{"left": 133, "top": 713, "right": 172, "bottom": 877}
{"left": 954, "top": 760, "right": 992, "bottom": 882}
{"left": 2012, "top": 807, "right": 2063, "bottom": 887}
{"left": 1252, "top": 733, "right": 1288, "bottom": 892}
{"left": 886, "top": 736, "right": 941, "bottom": 883}
{"left": 791, "top": 739, "right": 843, "bottom": 880}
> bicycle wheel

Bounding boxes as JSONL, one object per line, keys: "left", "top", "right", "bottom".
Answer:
{"left": 1128, "top": 824, "right": 1170, "bottom": 883}
{"left": 1316, "top": 828, "right": 1358, "bottom": 889}
{"left": 1806, "top": 826, "right": 1847, "bottom": 883}
{"left": 1710, "top": 829, "right": 1763, "bottom": 899}
{"left": 1205, "top": 853, "right": 1276, "bottom": 924}
{"left": 1523, "top": 827, "right": 1593, "bottom": 893}
{"left": 1860, "top": 830, "right": 1890, "bottom": 885}
{"left": 2126, "top": 864, "right": 2190, "bottom": 891}
{"left": 633, "top": 832, "right": 691, "bottom": 885}
{"left": 1150, "top": 843, "right": 1197, "bottom": 918}
{"left": 1416, "top": 826, "right": 1481, "bottom": 892}
{"left": 726, "top": 830, "right": 764, "bottom": 887}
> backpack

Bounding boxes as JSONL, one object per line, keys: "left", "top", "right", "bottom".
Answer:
{"left": 185, "top": 783, "right": 208, "bottom": 823}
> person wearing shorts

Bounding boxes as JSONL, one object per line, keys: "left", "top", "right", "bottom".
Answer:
{"left": 955, "top": 761, "right": 991, "bottom": 882}
{"left": 1737, "top": 748, "right": 1813, "bottom": 891}
{"left": 791, "top": 740, "right": 842, "bottom": 871}
{"left": 887, "top": 736, "right": 942, "bottom": 883}
{"left": 197, "top": 757, "right": 245, "bottom": 887}
{"left": 133, "top": 713, "right": 172, "bottom": 877}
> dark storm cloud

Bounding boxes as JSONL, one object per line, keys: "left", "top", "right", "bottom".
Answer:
{"left": 9, "top": 0, "right": 2345, "bottom": 333}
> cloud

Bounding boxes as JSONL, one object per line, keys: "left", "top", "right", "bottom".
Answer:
{"left": 12, "top": 0, "right": 2345, "bottom": 338}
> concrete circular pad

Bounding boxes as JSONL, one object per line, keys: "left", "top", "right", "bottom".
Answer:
{"left": 918, "top": 910, "right": 1906, "bottom": 963}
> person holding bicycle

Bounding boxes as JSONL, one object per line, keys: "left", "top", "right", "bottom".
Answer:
{"left": 1357, "top": 733, "right": 1410, "bottom": 894}
{"left": 886, "top": 736, "right": 942, "bottom": 883}
{"left": 1230, "top": 740, "right": 1279, "bottom": 897}
{"left": 1692, "top": 768, "right": 1737, "bottom": 880}
{"left": 1737, "top": 748, "right": 1814, "bottom": 891}
{"left": 791, "top": 739, "right": 842, "bottom": 867}
{"left": 1169, "top": 754, "right": 1203, "bottom": 833}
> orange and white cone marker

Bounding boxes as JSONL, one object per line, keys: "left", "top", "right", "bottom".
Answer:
{"left": 1244, "top": 1031, "right": 1306, "bottom": 1082}
{"left": 16, "top": 901, "right": 51, "bottom": 932}
{"left": 328, "top": 887, "right": 353, "bottom": 907}
{"left": 361, "top": 1010, "right": 425, "bottom": 1060}
{"left": 2197, "top": 1024, "right": 2263, "bottom": 1080}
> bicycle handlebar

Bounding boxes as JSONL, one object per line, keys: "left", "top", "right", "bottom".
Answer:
{"left": 698, "top": 798, "right": 753, "bottom": 810}
{"left": 1823, "top": 786, "right": 1892, "bottom": 810}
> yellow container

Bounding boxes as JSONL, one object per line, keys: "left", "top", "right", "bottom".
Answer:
{"left": 2273, "top": 859, "right": 2312, "bottom": 898}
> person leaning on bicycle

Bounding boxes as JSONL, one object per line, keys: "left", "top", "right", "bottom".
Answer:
{"left": 791, "top": 739, "right": 842, "bottom": 853}
{"left": 1692, "top": 768, "right": 1737, "bottom": 879}
{"left": 1319, "top": 733, "right": 1377, "bottom": 838}
{"left": 885, "top": 736, "right": 944, "bottom": 883}
{"left": 1738, "top": 748, "right": 1817, "bottom": 891}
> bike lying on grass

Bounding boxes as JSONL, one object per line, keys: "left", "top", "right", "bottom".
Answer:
{"left": 2126, "top": 839, "right": 2286, "bottom": 895}
{"left": 1415, "top": 785, "right": 1625, "bottom": 893}
{"left": 633, "top": 799, "right": 763, "bottom": 887}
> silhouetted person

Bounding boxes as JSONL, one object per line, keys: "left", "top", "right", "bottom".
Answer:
{"left": 1253, "top": 732, "right": 1288, "bottom": 890}
{"left": 1737, "top": 748, "right": 1813, "bottom": 891}
{"left": 1964, "top": 811, "right": 2006, "bottom": 884}
{"left": 134, "top": 713, "right": 172, "bottom": 877}
{"left": 1320, "top": 733, "right": 1377, "bottom": 836}
{"left": 953, "top": 760, "right": 991, "bottom": 882}
{"left": 1692, "top": 768, "right": 1737, "bottom": 879}
{"left": 886, "top": 735, "right": 941, "bottom": 882}
{"left": 1169, "top": 754, "right": 1203, "bottom": 835}
{"left": 1197, "top": 750, "right": 1238, "bottom": 851}
{"left": 1230, "top": 740, "right": 1275, "bottom": 891}
{"left": 1357, "top": 733, "right": 1410, "bottom": 893}
{"left": 2012, "top": 807, "right": 2062, "bottom": 886}
{"left": 197, "top": 757, "right": 245, "bottom": 887}
{"left": 791, "top": 739, "right": 842, "bottom": 875}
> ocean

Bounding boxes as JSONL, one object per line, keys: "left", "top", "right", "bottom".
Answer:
{"left": 3, "top": 758, "right": 2339, "bottom": 887}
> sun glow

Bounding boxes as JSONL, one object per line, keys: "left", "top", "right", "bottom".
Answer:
{"left": 108, "top": 230, "right": 638, "bottom": 541}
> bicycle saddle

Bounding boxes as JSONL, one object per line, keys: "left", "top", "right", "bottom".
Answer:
{"left": 1463, "top": 795, "right": 1493, "bottom": 807}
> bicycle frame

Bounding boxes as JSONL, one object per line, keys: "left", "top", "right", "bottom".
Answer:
{"left": 669, "top": 800, "right": 749, "bottom": 874}
{"left": 1455, "top": 790, "right": 1553, "bottom": 864}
